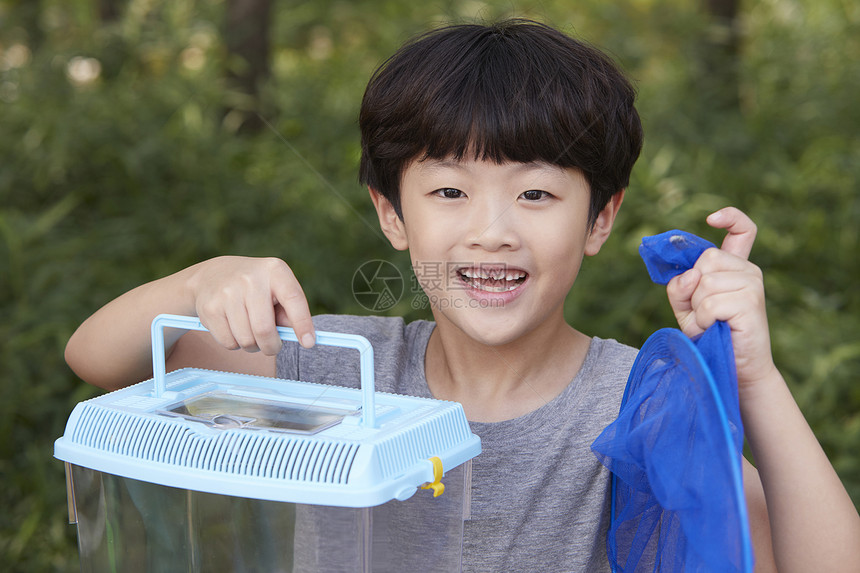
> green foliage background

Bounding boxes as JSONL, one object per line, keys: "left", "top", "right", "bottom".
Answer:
{"left": 1, "top": 0, "right": 857, "bottom": 570}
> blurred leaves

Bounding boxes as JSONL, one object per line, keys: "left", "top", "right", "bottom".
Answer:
{"left": 1, "top": 0, "right": 858, "bottom": 570}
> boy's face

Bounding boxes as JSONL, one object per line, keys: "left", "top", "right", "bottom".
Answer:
{"left": 371, "top": 157, "right": 622, "bottom": 346}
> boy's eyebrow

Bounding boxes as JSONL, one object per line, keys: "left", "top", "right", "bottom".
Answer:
{"left": 419, "top": 158, "right": 468, "bottom": 172}
{"left": 420, "top": 158, "right": 564, "bottom": 176}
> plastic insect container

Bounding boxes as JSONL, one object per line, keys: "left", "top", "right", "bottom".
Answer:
{"left": 55, "top": 314, "right": 481, "bottom": 572}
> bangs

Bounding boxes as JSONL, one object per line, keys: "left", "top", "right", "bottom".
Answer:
{"left": 418, "top": 33, "right": 587, "bottom": 168}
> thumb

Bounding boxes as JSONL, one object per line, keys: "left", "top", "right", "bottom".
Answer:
{"left": 707, "top": 207, "right": 757, "bottom": 260}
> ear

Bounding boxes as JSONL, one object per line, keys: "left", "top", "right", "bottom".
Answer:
{"left": 584, "top": 190, "right": 625, "bottom": 256}
{"left": 368, "top": 187, "right": 409, "bottom": 251}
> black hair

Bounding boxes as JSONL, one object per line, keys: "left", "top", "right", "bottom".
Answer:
{"left": 358, "top": 19, "right": 643, "bottom": 226}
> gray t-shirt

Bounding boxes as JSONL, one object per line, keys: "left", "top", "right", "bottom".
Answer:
{"left": 277, "top": 314, "right": 638, "bottom": 572}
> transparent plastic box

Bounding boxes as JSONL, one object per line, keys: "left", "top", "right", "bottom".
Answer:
{"left": 56, "top": 315, "right": 481, "bottom": 572}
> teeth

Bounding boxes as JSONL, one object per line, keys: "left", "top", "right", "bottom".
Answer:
{"left": 469, "top": 282, "right": 515, "bottom": 293}
{"left": 459, "top": 268, "right": 526, "bottom": 281}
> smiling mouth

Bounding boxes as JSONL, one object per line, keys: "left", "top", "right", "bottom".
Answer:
{"left": 456, "top": 267, "right": 528, "bottom": 292}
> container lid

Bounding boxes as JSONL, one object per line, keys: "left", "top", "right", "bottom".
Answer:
{"left": 55, "top": 314, "right": 481, "bottom": 507}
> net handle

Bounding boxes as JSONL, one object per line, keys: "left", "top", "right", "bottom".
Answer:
{"left": 150, "top": 313, "right": 377, "bottom": 428}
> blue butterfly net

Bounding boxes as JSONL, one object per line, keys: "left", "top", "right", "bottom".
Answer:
{"left": 591, "top": 230, "right": 754, "bottom": 572}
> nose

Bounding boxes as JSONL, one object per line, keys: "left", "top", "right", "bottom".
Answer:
{"left": 466, "top": 197, "right": 521, "bottom": 252}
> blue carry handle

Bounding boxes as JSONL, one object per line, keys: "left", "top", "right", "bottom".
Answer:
{"left": 150, "top": 314, "right": 377, "bottom": 428}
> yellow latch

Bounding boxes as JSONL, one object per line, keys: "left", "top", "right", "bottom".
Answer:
{"left": 420, "top": 456, "right": 445, "bottom": 497}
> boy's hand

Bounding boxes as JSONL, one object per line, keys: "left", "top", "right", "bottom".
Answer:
{"left": 185, "top": 256, "right": 315, "bottom": 354}
{"left": 665, "top": 207, "right": 779, "bottom": 390}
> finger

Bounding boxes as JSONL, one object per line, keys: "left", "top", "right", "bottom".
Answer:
{"left": 706, "top": 207, "right": 757, "bottom": 260}
{"left": 689, "top": 269, "right": 763, "bottom": 313}
{"left": 666, "top": 268, "right": 702, "bottom": 336}
{"left": 270, "top": 264, "right": 315, "bottom": 348}
{"left": 666, "top": 268, "right": 698, "bottom": 313}
{"left": 224, "top": 305, "right": 260, "bottom": 353}
{"left": 246, "top": 297, "right": 283, "bottom": 356}
{"left": 198, "top": 312, "right": 240, "bottom": 351}
{"left": 687, "top": 289, "right": 760, "bottom": 334}
{"left": 694, "top": 247, "right": 761, "bottom": 275}
{"left": 240, "top": 272, "right": 287, "bottom": 355}
{"left": 274, "top": 304, "right": 290, "bottom": 326}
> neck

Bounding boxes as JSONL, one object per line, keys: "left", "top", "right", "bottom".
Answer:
{"left": 425, "top": 309, "right": 591, "bottom": 422}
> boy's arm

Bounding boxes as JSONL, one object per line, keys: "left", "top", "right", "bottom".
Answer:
{"left": 666, "top": 207, "right": 860, "bottom": 572}
{"left": 65, "top": 256, "right": 316, "bottom": 391}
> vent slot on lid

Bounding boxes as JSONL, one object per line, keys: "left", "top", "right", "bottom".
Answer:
{"left": 69, "top": 404, "right": 360, "bottom": 484}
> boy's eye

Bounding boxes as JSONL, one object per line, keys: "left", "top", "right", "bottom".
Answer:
{"left": 520, "top": 189, "right": 549, "bottom": 201}
{"left": 434, "top": 188, "right": 465, "bottom": 199}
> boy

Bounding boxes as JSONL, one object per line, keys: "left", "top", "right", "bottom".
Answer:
{"left": 66, "top": 20, "right": 859, "bottom": 571}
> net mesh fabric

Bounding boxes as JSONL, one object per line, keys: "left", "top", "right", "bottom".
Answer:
{"left": 591, "top": 230, "right": 753, "bottom": 572}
